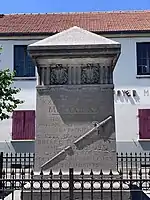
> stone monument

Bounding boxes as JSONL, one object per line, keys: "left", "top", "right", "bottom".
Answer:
{"left": 28, "top": 26, "right": 121, "bottom": 172}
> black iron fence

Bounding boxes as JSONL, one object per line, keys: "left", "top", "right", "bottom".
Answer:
{"left": 0, "top": 152, "right": 150, "bottom": 177}
{"left": 0, "top": 153, "right": 150, "bottom": 199}
{"left": 117, "top": 153, "right": 150, "bottom": 179}
{"left": 0, "top": 152, "right": 35, "bottom": 179}
{"left": 0, "top": 168, "right": 150, "bottom": 200}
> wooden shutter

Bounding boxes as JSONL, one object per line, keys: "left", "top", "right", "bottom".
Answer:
{"left": 24, "top": 111, "right": 35, "bottom": 140}
{"left": 139, "top": 109, "right": 150, "bottom": 139}
{"left": 12, "top": 111, "right": 24, "bottom": 140}
{"left": 12, "top": 110, "right": 35, "bottom": 140}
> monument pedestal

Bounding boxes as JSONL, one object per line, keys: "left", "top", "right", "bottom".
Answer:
{"left": 26, "top": 26, "right": 123, "bottom": 200}
{"left": 23, "top": 170, "right": 130, "bottom": 200}
{"left": 23, "top": 171, "right": 130, "bottom": 200}
{"left": 28, "top": 27, "right": 121, "bottom": 172}
{"left": 35, "top": 85, "right": 116, "bottom": 172}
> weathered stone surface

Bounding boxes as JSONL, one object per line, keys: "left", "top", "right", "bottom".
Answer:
{"left": 35, "top": 85, "right": 116, "bottom": 171}
{"left": 22, "top": 191, "right": 130, "bottom": 200}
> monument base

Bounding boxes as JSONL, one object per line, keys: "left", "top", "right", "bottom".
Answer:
{"left": 22, "top": 172, "right": 130, "bottom": 200}
{"left": 22, "top": 191, "right": 130, "bottom": 200}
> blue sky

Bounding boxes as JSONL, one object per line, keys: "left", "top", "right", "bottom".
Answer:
{"left": 1, "top": 0, "right": 150, "bottom": 14}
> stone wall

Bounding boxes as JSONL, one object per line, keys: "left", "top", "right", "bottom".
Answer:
{"left": 35, "top": 84, "right": 116, "bottom": 171}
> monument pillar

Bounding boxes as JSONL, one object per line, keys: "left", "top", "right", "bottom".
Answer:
{"left": 28, "top": 26, "right": 121, "bottom": 172}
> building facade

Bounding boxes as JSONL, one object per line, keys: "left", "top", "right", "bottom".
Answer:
{"left": 0, "top": 11, "right": 150, "bottom": 153}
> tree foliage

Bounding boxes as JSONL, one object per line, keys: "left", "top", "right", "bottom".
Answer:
{"left": 0, "top": 69, "right": 23, "bottom": 120}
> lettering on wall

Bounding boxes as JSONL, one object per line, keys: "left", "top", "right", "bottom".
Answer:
{"left": 114, "top": 89, "right": 150, "bottom": 97}
{"left": 48, "top": 106, "right": 100, "bottom": 114}
{"left": 144, "top": 90, "right": 149, "bottom": 96}
{"left": 114, "top": 89, "right": 137, "bottom": 97}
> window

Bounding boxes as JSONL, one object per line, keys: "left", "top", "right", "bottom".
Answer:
{"left": 139, "top": 109, "right": 150, "bottom": 139}
{"left": 14, "top": 45, "right": 35, "bottom": 77}
{"left": 137, "top": 43, "right": 150, "bottom": 75}
{"left": 12, "top": 110, "right": 35, "bottom": 140}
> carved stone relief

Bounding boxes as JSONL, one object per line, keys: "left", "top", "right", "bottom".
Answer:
{"left": 81, "top": 64, "right": 100, "bottom": 84}
{"left": 38, "top": 63, "right": 113, "bottom": 85}
{"left": 50, "top": 64, "right": 68, "bottom": 85}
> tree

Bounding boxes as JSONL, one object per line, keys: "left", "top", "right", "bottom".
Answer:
{"left": 0, "top": 69, "right": 24, "bottom": 120}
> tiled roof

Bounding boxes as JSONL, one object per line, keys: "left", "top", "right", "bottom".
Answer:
{"left": 0, "top": 10, "right": 150, "bottom": 35}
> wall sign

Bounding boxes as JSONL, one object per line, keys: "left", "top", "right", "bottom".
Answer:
{"left": 144, "top": 90, "right": 149, "bottom": 96}
{"left": 114, "top": 89, "right": 137, "bottom": 97}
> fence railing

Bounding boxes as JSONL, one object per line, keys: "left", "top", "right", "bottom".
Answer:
{"left": 117, "top": 152, "right": 150, "bottom": 178}
{"left": 1, "top": 152, "right": 150, "bottom": 176}
{"left": 0, "top": 153, "right": 150, "bottom": 199}
{"left": 0, "top": 152, "right": 35, "bottom": 179}
{"left": 0, "top": 168, "right": 150, "bottom": 200}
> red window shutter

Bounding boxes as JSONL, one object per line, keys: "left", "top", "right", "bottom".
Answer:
{"left": 139, "top": 109, "right": 150, "bottom": 139}
{"left": 12, "top": 111, "right": 24, "bottom": 140}
{"left": 12, "top": 110, "right": 35, "bottom": 140}
{"left": 24, "top": 110, "right": 35, "bottom": 140}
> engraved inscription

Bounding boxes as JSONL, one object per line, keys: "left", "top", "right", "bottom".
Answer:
{"left": 48, "top": 106, "right": 99, "bottom": 114}
{"left": 50, "top": 64, "right": 68, "bottom": 85}
{"left": 36, "top": 156, "right": 113, "bottom": 169}
{"left": 37, "top": 127, "right": 88, "bottom": 134}
{"left": 81, "top": 64, "right": 100, "bottom": 84}
{"left": 40, "top": 116, "right": 114, "bottom": 170}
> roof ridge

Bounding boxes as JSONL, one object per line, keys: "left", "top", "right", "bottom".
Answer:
{"left": 4, "top": 9, "right": 150, "bottom": 16}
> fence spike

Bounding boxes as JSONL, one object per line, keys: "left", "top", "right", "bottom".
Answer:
{"left": 139, "top": 169, "right": 142, "bottom": 176}
{"left": 31, "top": 170, "right": 34, "bottom": 176}
{"left": 81, "top": 169, "right": 84, "bottom": 176}
{"left": 49, "top": 169, "right": 53, "bottom": 176}
{"left": 119, "top": 169, "right": 122, "bottom": 176}
{"left": 21, "top": 170, "right": 25, "bottom": 176}
{"left": 109, "top": 169, "right": 113, "bottom": 176}
{"left": 129, "top": 169, "right": 132, "bottom": 177}
{"left": 100, "top": 169, "right": 103, "bottom": 176}
{"left": 11, "top": 170, "right": 15, "bottom": 176}
{"left": 40, "top": 169, "right": 43, "bottom": 176}
{"left": 59, "top": 169, "right": 62, "bottom": 176}
{"left": 90, "top": 169, "right": 93, "bottom": 175}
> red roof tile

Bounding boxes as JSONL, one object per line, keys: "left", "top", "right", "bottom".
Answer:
{"left": 0, "top": 10, "right": 150, "bottom": 35}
